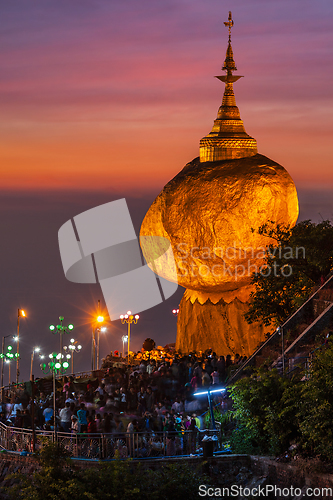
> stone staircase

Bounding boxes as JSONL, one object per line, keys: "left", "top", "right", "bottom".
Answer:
{"left": 227, "top": 273, "right": 333, "bottom": 385}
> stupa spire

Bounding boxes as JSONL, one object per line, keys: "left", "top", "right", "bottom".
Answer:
{"left": 199, "top": 11, "right": 257, "bottom": 162}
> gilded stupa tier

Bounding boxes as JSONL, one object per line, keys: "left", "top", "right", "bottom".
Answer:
{"left": 200, "top": 12, "right": 257, "bottom": 162}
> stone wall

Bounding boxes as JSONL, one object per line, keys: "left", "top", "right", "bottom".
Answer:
{"left": 250, "top": 456, "right": 333, "bottom": 494}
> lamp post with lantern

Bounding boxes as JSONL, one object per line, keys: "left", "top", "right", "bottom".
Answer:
{"left": 92, "top": 315, "right": 105, "bottom": 371}
{"left": 16, "top": 309, "right": 26, "bottom": 384}
{"left": 30, "top": 347, "right": 43, "bottom": 380}
{"left": 96, "top": 319, "right": 106, "bottom": 370}
{"left": 5, "top": 359, "right": 12, "bottom": 388}
{"left": 40, "top": 352, "right": 71, "bottom": 434}
{"left": 63, "top": 338, "right": 82, "bottom": 374}
{"left": 1, "top": 334, "right": 14, "bottom": 390}
{"left": 120, "top": 311, "right": 139, "bottom": 364}
{"left": 121, "top": 335, "right": 128, "bottom": 358}
{"left": 0, "top": 344, "right": 16, "bottom": 387}
{"left": 49, "top": 316, "right": 74, "bottom": 360}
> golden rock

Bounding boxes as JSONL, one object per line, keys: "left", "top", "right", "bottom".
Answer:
{"left": 140, "top": 153, "right": 299, "bottom": 295}
{"left": 139, "top": 11, "right": 299, "bottom": 355}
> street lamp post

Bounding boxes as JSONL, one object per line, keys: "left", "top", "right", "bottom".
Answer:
{"left": 0, "top": 345, "right": 16, "bottom": 387}
{"left": 49, "top": 316, "right": 74, "bottom": 357}
{"left": 96, "top": 318, "right": 106, "bottom": 370}
{"left": 1, "top": 334, "right": 13, "bottom": 390}
{"left": 30, "top": 347, "right": 41, "bottom": 380}
{"left": 16, "top": 309, "right": 26, "bottom": 384}
{"left": 92, "top": 315, "right": 106, "bottom": 371}
{"left": 91, "top": 326, "right": 95, "bottom": 371}
{"left": 40, "top": 352, "right": 70, "bottom": 434}
{"left": 121, "top": 335, "right": 128, "bottom": 358}
{"left": 5, "top": 359, "right": 11, "bottom": 389}
{"left": 63, "top": 338, "right": 82, "bottom": 374}
{"left": 91, "top": 300, "right": 104, "bottom": 371}
{"left": 120, "top": 311, "right": 139, "bottom": 364}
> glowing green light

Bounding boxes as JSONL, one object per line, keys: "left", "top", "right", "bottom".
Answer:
{"left": 7, "top": 346, "right": 12, "bottom": 351}
{"left": 63, "top": 361, "right": 69, "bottom": 369}
{"left": 49, "top": 325, "right": 55, "bottom": 331}
{"left": 49, "top": 362, "right": 54, "bottom": 368}
{"left": 68, "top": 324, "right": 74, "bottom": 330}
{"left": 14, "top": 353, "right": 19, "bottom": 358}
{"left": 55, "top": 362, "right": 61, "bottom": 369}
{"left": 40, "top": 363, "right": 46, "bottom": 370}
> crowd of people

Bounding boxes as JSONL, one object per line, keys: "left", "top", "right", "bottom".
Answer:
{"left": 0, "top": 351, "right": 245, "bottom": 441}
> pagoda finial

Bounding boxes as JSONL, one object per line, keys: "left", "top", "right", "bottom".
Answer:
{"left": 224, "top": 11, "right": 233, "bottom": 43}
{"left": 222, "top": 11, "right": 237, "bottom": 74}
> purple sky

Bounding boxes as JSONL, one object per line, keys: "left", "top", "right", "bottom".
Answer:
{"left": 0, "top": 0, "right": 332, "bottom": 382}
{"left": 0, "top": 0, "right": 332, "bottom": 190}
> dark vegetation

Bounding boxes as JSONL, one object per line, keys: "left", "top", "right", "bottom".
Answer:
{"left": 3, "top": 440, "right": 209, "bottom": 500}
{"left": 245, "top": 220, "right": 333, "bottom": 327}
{"left": 224, "top": 338, "right": 333, "bottom": 465}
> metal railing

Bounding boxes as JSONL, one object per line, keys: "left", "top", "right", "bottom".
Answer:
{"left": 0, "top": 422, "right": 220, "bottom": 459}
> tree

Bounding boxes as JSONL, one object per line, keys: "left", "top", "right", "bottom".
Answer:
{"left": 143, "top": 338, "right": 156, "bottom": 361}
{"left": 229, "top": 367, "right": 301, "bottom": 455}
{"left": 142, "top": 338, "right": 156, "bottom": 352}
{"left": 4, "top": 441, "right": 209, "bottom": 500}
{"left": 298, "top": 340, "right": 333, "bottom": 461}
{"left": 245, "top": 220, "right": 333, "bottom": 327}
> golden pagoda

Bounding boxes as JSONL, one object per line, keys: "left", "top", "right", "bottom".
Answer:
{"left": 140, "top": 12, "right": 299, "bottom": 356}
{"left": 200, "top": 12, "right": 257, "bottom": 162}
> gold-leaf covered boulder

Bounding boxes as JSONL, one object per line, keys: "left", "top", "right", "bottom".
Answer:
{"left": 140, "top": 12, "right": 299, "bottom": 355}
{"left": 140, "top": 153, "right": 298, "bottom": 294}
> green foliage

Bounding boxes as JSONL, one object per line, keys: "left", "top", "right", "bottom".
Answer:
{"left": 5, "top": 441, "right": 75, "bottom": 500}
{"left": 227, "top": 341, "right": 333, "bottom": 461}
{"left": 204, "top": 407, "right": 232, "bottom": 429}
{"left": 229, "top": 367, "right": 302, "bottom": 455}
{"left": 298, "top": 341, "right": 333, "bottom": 461}
{"left": 246, "top": 220, "right": 333, "bottom": 326}
{"left": 4, "top": 441, "right": 209, "bottom": 500}
{"left": 35, "top": 437, "right": 72, "bottom": 471}
{"left": 229, "top": 425, "right": 261, "bottom": 455}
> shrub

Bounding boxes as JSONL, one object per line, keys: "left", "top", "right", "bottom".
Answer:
{"left": 4, "top": 441, "right": 209, "bottom": 500}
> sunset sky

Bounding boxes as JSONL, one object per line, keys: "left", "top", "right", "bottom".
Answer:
{"left": 1, "top": 0, "right": 332, "bottom": 191}
{"left": 0, "top": 0, "right": 332, "bottom": 382}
